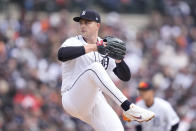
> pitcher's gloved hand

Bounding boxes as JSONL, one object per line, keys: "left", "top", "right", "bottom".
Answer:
{"left": 103, "top": 36, "right": 126, "bottom": 60}
{"left": 97, "top": 36, "right": 126, "bottom": 60}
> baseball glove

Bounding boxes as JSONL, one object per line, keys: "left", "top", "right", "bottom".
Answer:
{"left": 97, "top": 36, "right": 126, "bottom": 60}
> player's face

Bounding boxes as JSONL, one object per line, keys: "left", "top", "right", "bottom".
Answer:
{"left": 139, "top": 90, "right": 154, "bottom": 102}
{"left": 79, "top": 19, "right": 100, "bottom": 38}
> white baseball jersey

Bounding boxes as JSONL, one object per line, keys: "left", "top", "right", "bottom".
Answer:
{"left": 136, "top": 97, "right": 179, "bottom": 131}
{"left": 60, "top": 35, "right": 115, "bottom": 93}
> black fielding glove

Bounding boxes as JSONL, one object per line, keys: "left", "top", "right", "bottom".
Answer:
{"left": 103, "top": 36, "right": 126, "bottom": 60}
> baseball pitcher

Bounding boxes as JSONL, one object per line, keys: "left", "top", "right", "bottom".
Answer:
{"left": 58, "top": 9, "right": 155, "bottom": 131}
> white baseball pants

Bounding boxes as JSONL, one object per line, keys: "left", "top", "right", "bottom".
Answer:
{"left": 62, "top": 62, "right": 127, "bottom": 131}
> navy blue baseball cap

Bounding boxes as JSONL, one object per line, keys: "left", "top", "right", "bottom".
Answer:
{"left": 73, "top": 9, "right": 101, "bottom": 23}
{"left": 138, "top": 82, "right": 154, "bottom": 91}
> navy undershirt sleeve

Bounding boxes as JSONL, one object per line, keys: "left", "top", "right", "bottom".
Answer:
{"left": 113, "top": 60, "right": 131, "bottom": 81}
{"left": 58, "top": 46, "right": 85, "bottom": 62}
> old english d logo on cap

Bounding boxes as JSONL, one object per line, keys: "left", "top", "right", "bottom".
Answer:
{"left": 82, "top": 11, "right": 86, "bottom": 15}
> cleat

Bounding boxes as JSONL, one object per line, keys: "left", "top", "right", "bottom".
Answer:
{"left": 123, "top": 103, "right": 155, "bottom": 122}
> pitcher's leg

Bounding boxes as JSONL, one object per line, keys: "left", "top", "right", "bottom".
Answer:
{"left": 61, "top": 62, "right": 129, "bottom": 127}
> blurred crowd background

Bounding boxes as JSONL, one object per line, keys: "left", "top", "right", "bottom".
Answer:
{"left": 0, "top": 0, "right": 196, "bottom": 131}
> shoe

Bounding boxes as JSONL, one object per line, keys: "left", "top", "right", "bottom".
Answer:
{"left": 123, "top": 103, "right": 155, "bottom": 122}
